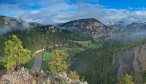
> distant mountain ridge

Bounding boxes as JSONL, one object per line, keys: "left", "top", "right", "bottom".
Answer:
{"left": 1, "top": 15, "right": 146, "bottom": 36}
{"left": 125, "top": 22, "right": 146, "bottom": 32}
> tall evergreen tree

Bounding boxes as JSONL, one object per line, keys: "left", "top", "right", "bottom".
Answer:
{"left": 4, "top": 35, "right": 31, "bottom": 70}
{"left": 49, "top": 50, "right": 70, "bottom": 73}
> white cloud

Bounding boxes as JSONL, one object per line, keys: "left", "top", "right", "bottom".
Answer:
{"left": 1, "top": 0, "right": 146, "bottom": 24}
{"left": 30, "top": 11, "right": 40, "bottom": 14}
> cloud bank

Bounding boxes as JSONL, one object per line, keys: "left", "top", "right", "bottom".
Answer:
{"left": 0, "top": 0, "right": 146, "bottom": 24}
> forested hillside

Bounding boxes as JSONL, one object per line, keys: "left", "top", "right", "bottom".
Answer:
{"left": 1, "top": 16, "right": 146, "bottom": 84}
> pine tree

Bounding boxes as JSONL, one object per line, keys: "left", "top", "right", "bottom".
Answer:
{"left": 49, "top": 50, "right": 70, "bottom": 73}
{"left": 4, "top": 35, "right": 31, "bottom": 70}
{"left": 68, "top": 71, "right": 80, "bottom": 80}
{"left": 120, "top": 74, "right": 134, "bottom": 84}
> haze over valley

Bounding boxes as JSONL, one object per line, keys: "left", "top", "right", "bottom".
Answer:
{"left": 1, "top": 0, "right": 146, "bottom": 84}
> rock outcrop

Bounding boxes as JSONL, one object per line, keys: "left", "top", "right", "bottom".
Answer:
{"left": 113, "top": 44, "right": 146, "bottom": 83}
{"left": 133, "top": 44, "right": 146, "bottom": 72}
{"left": 0, "top": 67, "right": 88, "bottom": 84}
{"left": 132, "top": 44, "right": 146, "bottom": 83}
{"left": 1, "top": 67, "right": 32, "bottom": 84}
{"left": 58, "top": 18, "right": 108, "bottom": 39}
{"left": 112, "top": 51, "right": 134, "bottom": 83}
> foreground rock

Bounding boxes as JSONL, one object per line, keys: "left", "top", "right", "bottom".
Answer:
{"left": 1, "top": 67, "right": 32, "bottom": 84}
{"left": 0, "top": 67, "right": 87, "bottom": 84}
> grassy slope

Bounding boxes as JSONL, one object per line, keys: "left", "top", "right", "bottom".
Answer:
{"left": 73, "top": 40, "right": 102, "bottom": 49}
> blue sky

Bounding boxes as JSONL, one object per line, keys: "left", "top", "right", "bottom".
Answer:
{"left": 100, "top": 0, "right": 146, "bottom": 9}
{"left": 0, "top": 0, "right": 146, "bottom": 24}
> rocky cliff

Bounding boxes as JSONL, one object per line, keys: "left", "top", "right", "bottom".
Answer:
{"left": 133, "top": 44, "right": 146, "bottom": 83}
{"left": 58, "top": 18, "right": 108, "bottom": 39}
{"left": 113, "top": 44, "right": 146, "bottom": 83}
{"left": 133, "top": 44, "right": 146, "bottom": 72}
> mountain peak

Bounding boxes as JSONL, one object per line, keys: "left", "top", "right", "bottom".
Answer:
{"left": 71, "top": 18, "right": 99, "bottom": 22}
{"left": 59, "top": 18, "right": 102, "bottom": 27}
{"left": 68, "top": 18, "right": 100, "bottom": 23}
{"left": 58, "top": 18, "right": 107, "bottom": 39}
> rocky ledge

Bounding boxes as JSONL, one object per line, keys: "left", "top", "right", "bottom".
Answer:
{"left": 0, "top": 67, "right": 87, "bottom": 84}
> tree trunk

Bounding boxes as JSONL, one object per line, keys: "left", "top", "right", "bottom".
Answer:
{"left": 15, "top": 61, "right": 20, "bottom": 71}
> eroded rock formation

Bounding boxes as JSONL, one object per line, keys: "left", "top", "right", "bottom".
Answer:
{"left": 113, "top": 44, "right": 146, "bottom": 83}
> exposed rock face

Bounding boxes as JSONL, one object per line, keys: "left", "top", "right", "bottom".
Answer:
{"left": 113, "top": 44, "right": 146, "bottom": 83}
{"left": 1, "top": 67, "right": 88, "bottom": 84}
{"left": 1, "top": 67, "right": 32, "bottom": 84}
{"left": 112, "top": 51, "right": 134, "bottom": 83}
{"left": 58, "top": 18, "right": 108, "bottom": 39}
{"left": 133, "top": 44, "right": 146, "bottom": 72}
{"left": 132, "top": 44, "right": 146, "bottom": 83}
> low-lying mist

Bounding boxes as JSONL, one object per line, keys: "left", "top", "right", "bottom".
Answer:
{"left": 109, "top": 31, "right": 146, "bottom": 44}
{"left": 0, "top": 17, "right": 30, "bottom": 35}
